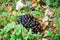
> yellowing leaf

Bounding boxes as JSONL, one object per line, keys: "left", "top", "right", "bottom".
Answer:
{"left": 9, "top": 6, "right": 12, "bottom": 12}
{"left": 12, "top": 11, "right": 16, "bottom": 16}
{"left": 53, "top": 23, "right": 56, "bottom": 27}
{"left": 32, "top": 0, "right": 38, "bottom": 7}
{"left": 9, "top": 18, "right": 13, "bottom": 23}
{"left": 42, "top": 22, "right": 48, "bottom": 30}
{"left": 5, "top": 5, "right": 12, "bottom": 12}
{"left": 1, "top": 4, "right": 4, "bottom": 9}
{"left": 53, "top": 27, "right": 58, "bottom": 34}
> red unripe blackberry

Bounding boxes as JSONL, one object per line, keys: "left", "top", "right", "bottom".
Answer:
{"left": 16, "top": 14, "right": 42, "bottom": 33}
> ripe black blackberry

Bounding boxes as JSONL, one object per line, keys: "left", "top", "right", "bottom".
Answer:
{"left": 16, "top": 14, "right": 42, "bottom": 33}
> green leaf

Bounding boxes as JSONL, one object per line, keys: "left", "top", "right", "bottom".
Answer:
{"left": 27, "top": 29, "right": 32, "bottom": 34}
{"left": 47, "top": 30, "right": 54, "bottom": 38}
{"left": 10, "top": 37, "right": 15, "bottom": 40}
{"left": 3, "top": 22, "right": 15, "bottom": 33}
{"left": 46, "top": 0, "right": 51, "bottom": 5}
{"left": 54, "top": 32, "right": 60, "bottom": 40}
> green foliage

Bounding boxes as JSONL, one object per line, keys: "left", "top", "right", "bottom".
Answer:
{"left": 46, "top": 0, "right": 60, "bottom": 7}
{"left": 46, "top": 30, "right": 60, "bottom": 40}
{"left": 55, "top": 12, "right": 60, "bottom": 30}
{"left": 56, "top": 21, "right": 60, "bottom": 30}
{"left": 54, "top": 32, "right": 60, "bottom": 40}
{"left": 0, "top": 8, "right": 3, "bottom": 13}
{"left": 0, "top": 12, "right": 19, "bottom": 26}
{"left": 31, "top": 6, "right": 44, "bottom": 18}
{"left": 0, "top": 22, "right": 42, "bottom": 40}
{"left": 47, "top": 30, "right": 54, "bottom": 38}
{"left": 0, "top": 0, "right": 18, "bottom": 10}
{"left": 0, "top": 0, "right": 17, "bottom": 4}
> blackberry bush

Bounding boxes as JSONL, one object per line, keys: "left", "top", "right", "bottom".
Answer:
{"left": 16, "top": 14, "right": 42, "bottom": 33}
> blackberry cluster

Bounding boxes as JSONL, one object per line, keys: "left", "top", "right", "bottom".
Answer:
{"left": 16, "top": 14, "right": 42, "bottom": 33}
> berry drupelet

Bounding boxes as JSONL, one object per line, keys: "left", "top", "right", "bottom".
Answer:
{"left": 16, "top": 14, "right": 42, "bottom": 33}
